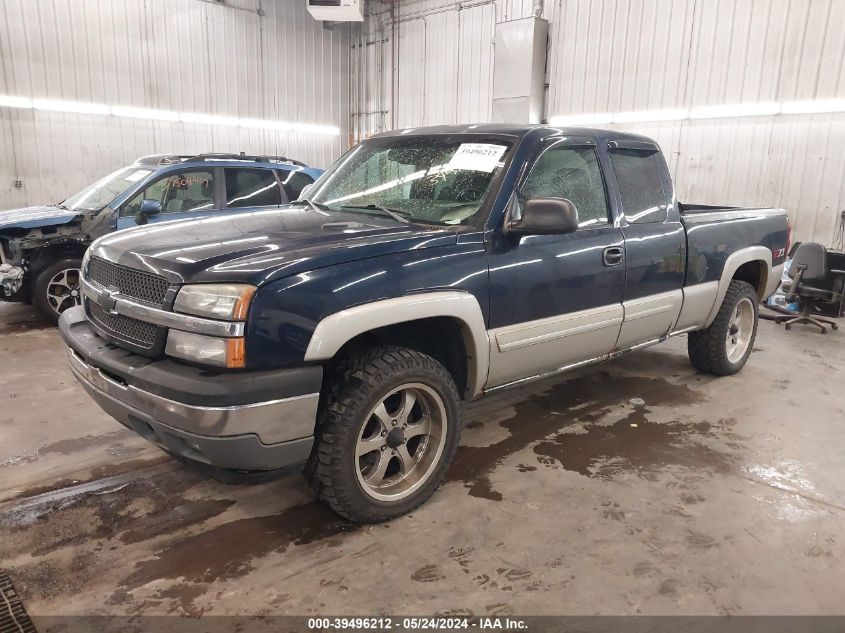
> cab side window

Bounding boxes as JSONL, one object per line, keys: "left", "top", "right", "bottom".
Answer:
{"left": 225, "top": 168, "right": 283, "bottom": 207}
{"left": 522, "top": 146, "right": 610, "bottom": 227}
{"left": 279, "top": 170, "right": 314, "bottom": 201}
{"left": 120, "top": 170, "right": 215, "bottom": 216}
{"left": 608, "top": 148, "right": 668, "bottom": 224}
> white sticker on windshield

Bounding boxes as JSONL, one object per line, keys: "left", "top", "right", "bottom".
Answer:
{"left": 125, "top": 170, "right": 152, "bottom": 182}
{"left": 447, "top": 143, "right": 507, "bottom": 173}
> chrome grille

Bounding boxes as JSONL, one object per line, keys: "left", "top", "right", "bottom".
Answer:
{"left": 88, "top": 257, "right": 170, "bottom": 305}
{"left": 88, "top": 301, "right": 158, "bottom": 349}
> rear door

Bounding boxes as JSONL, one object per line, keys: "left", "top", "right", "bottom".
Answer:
{"left": 606, "top": 141, "right": 685, "bottom": 348}
{"left": 486, "top": 138, "right": 626, "bottom": 388}
{"left": 222, "top": 167, "right": 287, "bottom": 215}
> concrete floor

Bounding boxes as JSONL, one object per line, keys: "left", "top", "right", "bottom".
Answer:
{"left": 1, "top": 301, "right": 844, "bottom": 617}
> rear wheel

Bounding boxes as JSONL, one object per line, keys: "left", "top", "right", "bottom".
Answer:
{"left": 32, "top": 257, "right": 83, "bottom": 324}
{"left": 308, "top": 346, "right": 462, "bottom": 523}
{"left": 688, "top": 279, "right": 759, "bottom": 375}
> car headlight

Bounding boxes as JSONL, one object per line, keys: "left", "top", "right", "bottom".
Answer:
{"left": 165, "top": 331, "right": 246, "bottom": 369}
{"left": 174, "top": 283, "right": 256, "bottom": 320}
{"left": 81, "top": 246, "right": 92, "bottom": 277}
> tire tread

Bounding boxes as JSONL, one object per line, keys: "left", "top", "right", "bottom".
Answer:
{"left": 687, "top": 279, "right": 758, "bottom": 376}
{"left": 307, "top": 345, "right": 461, "bottom": 523}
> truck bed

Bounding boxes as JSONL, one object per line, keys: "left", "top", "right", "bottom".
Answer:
{"left": 679, "top": 202, "right": 777, "bottom": 216}
{"left": 679, "top": 202, "right": 789, "bottom": 291}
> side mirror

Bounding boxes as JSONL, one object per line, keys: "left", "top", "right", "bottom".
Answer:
{"left": 505, "top": 197, "right": 579, "bottom": 236}
{"left": 140, "top": 199, "right": 163, "bottom": 216}
{"left": 135, "top": 199, "right": 163, "bottom": 226}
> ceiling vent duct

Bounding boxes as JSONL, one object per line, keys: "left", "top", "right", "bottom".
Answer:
{"left": 492, "top": 17, "right": 549, "bottom": 124}
{"left": 307, "top": 0, "right": 363, "bottom": 22}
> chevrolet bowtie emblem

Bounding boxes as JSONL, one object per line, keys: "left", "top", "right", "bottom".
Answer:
{"left": 96, "top": 285, "right": 119, "bottom": 313}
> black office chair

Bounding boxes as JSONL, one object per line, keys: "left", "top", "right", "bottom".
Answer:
{"left": 774, "top": 242, "right": 840, "bottom": 334}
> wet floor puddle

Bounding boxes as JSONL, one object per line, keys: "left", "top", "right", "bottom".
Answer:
{"left": 4, "top": 367, "right": 743, "bottom": 606}
{"left": 123, "top": 501, "right": 356, "bottom": 591}
{"left": 1, "top": 430, "right": 142, "bottom": 475}
{"left": 449, "top": 370, "right": 739, "bottom": 500}
{"left": 0, "top": 319, "right": 51, "bottom": 336}
{"left": 2, "top": 467, "right": 357, "bottom": 605}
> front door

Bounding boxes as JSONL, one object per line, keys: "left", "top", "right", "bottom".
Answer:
{"left": 116, "top": 169, "right": 218, "bottom": 230}
{"left": 486, "top": 140, "right": 626, "bottom": 388}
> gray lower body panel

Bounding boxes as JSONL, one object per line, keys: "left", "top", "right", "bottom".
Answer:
{"left": 60, "top": 306, "right": 320, "bottom": 474}
{"left": 75, "top": 365, "right": 314, "bottom": 472}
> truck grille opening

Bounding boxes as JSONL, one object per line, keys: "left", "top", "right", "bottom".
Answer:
{"left": 88, "top": 301, "right": 158, "bottom": 349}
{"left": 88, "top": 257, "right": 170, "bottom": 306}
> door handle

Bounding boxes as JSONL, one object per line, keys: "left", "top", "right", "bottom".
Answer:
{"left": 603, "top": 246, "right": 624, "bottom": 267}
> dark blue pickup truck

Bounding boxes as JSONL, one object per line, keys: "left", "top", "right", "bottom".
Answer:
{"left": 59, "top": 125, "right": 788, "bottom": 522}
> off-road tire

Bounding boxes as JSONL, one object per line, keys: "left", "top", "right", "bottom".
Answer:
{"left": 32, "top": 257, "right": 83, "bottom": 325}
{"left": 307, "top": 346, "right": 462, "bottom": 523}
{"left": 688, "top": 279, "right": 759, "bottom": 375}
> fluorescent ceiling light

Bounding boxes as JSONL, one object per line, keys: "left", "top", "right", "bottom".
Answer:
{"left": 614, "top": 108, "right": 687, "bottom": 123}
{"left": 32, "top": 98, "right": 110, "bottom": 115}
{"left": 0, "top": 95, "right": 32, "bottom": 108}
{"left": 240, "top": 117, "right": 293, "bottom": 131}
{"left": 292, "top": 122, "right": 342, "bottom": 135}
{"left": 0, "top": 94, "right": 340, "bottom": 136}
{"left": 549, "top": 98, "right": 845, "bottom": 127}
{"left": 689, "top": 102, "right": 780, "bottom": 119}
{"left": 179, "top": 111, "right": 241, "bottom": 127}
{"left": 781, "top": 98, "right": 845, "bottom": 115}
{"left": 111, "top": 105, "right": 180, "bottom": 121}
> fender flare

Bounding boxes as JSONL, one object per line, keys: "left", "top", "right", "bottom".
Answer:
{"left": 28, "top": 238, "right": 90, "bottom": 275}
{"left": 704, "top": 246, "right": 772, "bottom": 327}
{"left": 304, "top": 291, "right": 490, "bottom": 399}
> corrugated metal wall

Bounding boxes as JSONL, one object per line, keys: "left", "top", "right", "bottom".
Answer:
{"left": 4, "top": 0, "right": 842, "bottom": 244}
{"left": 355, "top": 0, "right": 845, "bottom": 245}
{"left": 354, "top": 0, "right": 551, "bottom": 136}
{"left": 548, "top": 0, "right": 845, "bottom": 245}
{"left": 0, "top": 0, "right": 350, "bottom": 208}
{"left": 353, "top": 0, "right": 502, "bottom": 135}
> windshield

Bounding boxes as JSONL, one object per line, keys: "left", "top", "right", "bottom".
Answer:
{"left": 63, "top": 166, "right": 154, "bottom": 212}
{"left": 309, "top": 135, "right": 512, "bottom": 225}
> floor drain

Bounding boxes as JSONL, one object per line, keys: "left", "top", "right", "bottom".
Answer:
{"left": 0, "top": 571, "right": 36, "bottom": 633}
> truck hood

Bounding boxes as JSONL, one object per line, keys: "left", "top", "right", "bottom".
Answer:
{"left": 0, "top": 205, "right": 81, "bottom": 232}
{"left": 89, "top": 206, "right": 458, "bottom": 286}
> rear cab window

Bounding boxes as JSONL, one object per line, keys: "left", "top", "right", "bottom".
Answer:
{"left": 608, "top": 145, "right": 669, "bottom": 224}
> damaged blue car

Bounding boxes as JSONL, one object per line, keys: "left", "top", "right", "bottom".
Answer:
{"left": 0, "top": 153, "right": 322, "bottom": 322}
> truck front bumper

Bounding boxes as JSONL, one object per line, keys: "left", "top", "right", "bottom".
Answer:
{"left": 59, "top": 306, "right": 322, "bottom": 475}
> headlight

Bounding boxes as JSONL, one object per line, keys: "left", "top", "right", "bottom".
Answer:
{"left": 166, "top": 330, "right": 246, "bottom": 368}
{"left": 81, "top": 246, "right": 92, "bottom": 276}
{"left": 174, "top": 283, "right": 256, "bottom": 320}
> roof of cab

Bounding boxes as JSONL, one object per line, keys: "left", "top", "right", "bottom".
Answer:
{"left": 132, "top": 153, "right": 321, "bottom": 174}
{"left": 371, "top": 123, "right": 655, "bottom": 145}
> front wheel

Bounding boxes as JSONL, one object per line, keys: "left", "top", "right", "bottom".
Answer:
{"left": 308, "top": 346, "right": 462, "bottom": 523}
{"left": 32, "top": 257, "right": 84, "bottom": 324}
{"left": 688, "top": 279, "right": 759, "bottom": 375}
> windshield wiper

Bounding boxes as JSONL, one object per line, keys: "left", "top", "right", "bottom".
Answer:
{"left": 342, "top": 204, "right": 410, "bottom": 224}
{"left": 295, "top": 198, "right": 330, "bottom": 213}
